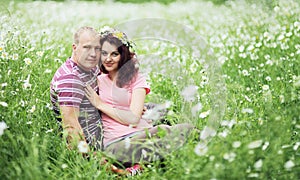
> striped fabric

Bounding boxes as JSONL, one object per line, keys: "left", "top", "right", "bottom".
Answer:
{"left": 50, "top": 58, "right": 103, "bottom": 150}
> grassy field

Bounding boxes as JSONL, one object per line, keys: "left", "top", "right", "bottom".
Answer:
{"left": 0, "top": 0, "right": 299, "bottom": 179}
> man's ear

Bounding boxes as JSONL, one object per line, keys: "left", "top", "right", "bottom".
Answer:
{"left": 72, "top": 43, "right": 77, "bottom": 51}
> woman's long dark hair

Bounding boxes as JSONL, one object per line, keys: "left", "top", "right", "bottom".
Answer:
{"left": 100, "top": 34, "right": 138, "bottom": 88}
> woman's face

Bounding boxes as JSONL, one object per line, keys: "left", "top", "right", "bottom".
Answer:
{"left": 101, "top": 41, "right": 121, "bottom": 73}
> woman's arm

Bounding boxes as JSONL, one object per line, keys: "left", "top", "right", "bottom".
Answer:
{"left": 85, "top": 85, "right": 146, "bottom": 127}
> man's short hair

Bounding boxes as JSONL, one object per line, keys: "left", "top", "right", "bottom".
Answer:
{"left": 73, "top": 26, "right": 98, "bottom": 45}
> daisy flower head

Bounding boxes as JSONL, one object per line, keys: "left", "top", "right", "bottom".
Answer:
{"left": 24, "top": 57, "right": 32, "bottom": 65}
{"left": 77, "top": 141, "right": 89, "bottom": 153}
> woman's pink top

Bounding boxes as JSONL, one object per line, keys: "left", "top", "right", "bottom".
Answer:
{"left": 98, "top": 73, "right": 152, "bottom": 147}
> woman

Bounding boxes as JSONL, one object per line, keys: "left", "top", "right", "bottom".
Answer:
{"left": 85, "top": 27, "right": 194, "bottom": 170}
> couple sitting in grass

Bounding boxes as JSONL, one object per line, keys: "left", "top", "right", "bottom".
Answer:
{"left": 50, "top": 26, "right": 194, "bottom": 176}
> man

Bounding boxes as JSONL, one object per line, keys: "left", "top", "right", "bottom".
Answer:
{"left": 50, "top": 26, "right": 102, "bottom": 150}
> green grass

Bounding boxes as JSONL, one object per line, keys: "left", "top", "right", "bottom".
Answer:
{"left": 0, "top": 0, "right": 299, "bottom": 179}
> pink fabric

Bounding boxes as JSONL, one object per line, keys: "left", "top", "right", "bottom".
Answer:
{"left": 98, "top": 73, "right": 152, "bottom": 147}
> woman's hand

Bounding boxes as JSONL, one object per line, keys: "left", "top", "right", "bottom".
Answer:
{"left": 84, "top": 85, "right": 102, "bottom": 109}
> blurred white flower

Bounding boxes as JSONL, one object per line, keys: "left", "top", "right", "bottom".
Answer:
{"left": 218, "top": 129, "right": 229, "bottom": 138}
{"left": 284, "top": 160, "right": 295, "bottom": 171}
{"left": 100, "top": 25, "right": 112, "bottom": 33}
{"left": 266, "top": 60, "right": 274, "bottom": 66}
{"left": 20, "top": 100, "right": 25, "bottom": 107}
{"left": 199, "top": 110, "right": 210, "bottom": 119}
{"left": 244, "top": 95, "right": 252, "bottom": 102}
{"left": 241, "top": 108, "right": 254, "bottom": 114}
{"left": 255, "top": 42, "right": 262, "bottom": 48}
{"left": 294, "top": 21, "right": 300, "bottom": 29}
{"left": 281, "top": 144, "right": 290, "bottom": 149}
{"left": 29, "top": 105, "right": 36, "bottom": 113}
{"left": 286, "top": 32, "right": 292, "bottom": 37}
{"left": 293, "top": 76, "right": 300, "bottom": 87}
{"left": 194, "top": 142, "right": 208, "bottom": 156}
{"left": 0, "top": 101, "right": 8, "bottom": 107}
{"left": 77, "top": 141, "right": 88, "bottom": 153}
{"left": 254, "top": 159, "right": 263, "bottom": 170}
{"left": 23, "top": 75, "right": 32, "bottom": 89}
{"left": 265, "top": 76, "right": 271, "bottom": 81}
{"left": 232, "top": 141, "right": 241, "bottom": 148}
{"left": 36, "top": 51, "right": 44, "bottom": 57}
{"left": 45, "top": 103, "right": 52, "bottom": 110}
{"left": 223, "top": 152, "right": 236, "bottom": 162}
{"left": 180, "top": 85, "right": 199, "bottom": 102}
{"left": 262, "top": 141, "right": 269, "bottom": 151}
{"left": 221, "top": 119, "right": 236, "bottom": 129}
{"left": 247, "top": 44, "right": 255, "bottom": 51}
{"left": 0, "top": 121, "right": 8, "bottom": 136}
{"left": 24, "top": 57, "right": 32, "bottom": 65}
{"left": 45, "top": 129, "right": 53, "bottom": 133}
{"left": 200, "top": 126, "right": 216, "bottom": 140}
{"left": 262, "top": 85, "right": 269, "bottom": 91}
{"left": 279, "top": 95, "right": 285, "bottom": 103}
{"left": 11, "top": 53, "right": 19, "bottom": 60}
{"left": 277, "top": 34, "right": 285, "bottom": 41}
{"left": 248, "top": 140, "right": 263, "bottom": 149}
{"left": 248, "top": 173, "right": 259, "bottom": 178}
{"left": 274, "top": 6, "right": 280, "bottom": 11}
{"left": 61, "top": 164, "right": 68, "bottom": 169}
{"left": 242, "top": 69, "right": 250, "bottom": 76}
{"left": 293, "top": 142, "right": 300, "bottom": 151}
{"left": 44, "top": 69, "right": 52, "bottom": 74}
{"left": 239, "top": 53, "right": 247, "bottom": 58}
{"left": 1, "top": 52, "right": 8, "bottom": 59}
{"left": 250, "top": 53, "right": 259, "bottom": 60}
{"left": 163, "top": 101, "right": 173, "bottom": 108}
{"left": 191, "top": 102, "right": 202, "bottom": 117}
{"left": 238, "top": 45, "right": 245, "bottom": 52}
{"left": 1, "top": 83, "right": 8, "bottom": 87}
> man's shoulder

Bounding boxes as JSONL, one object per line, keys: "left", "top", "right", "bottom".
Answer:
{"left": 54, "top": 58, "right": 81, "bottom": 79}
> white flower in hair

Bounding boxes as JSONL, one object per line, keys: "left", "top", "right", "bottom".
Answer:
{"left": 99, "top": 26, "right": 135, "bottom": 51}
{"left": 100, "top": 26, "right": 112, "bottom": 33}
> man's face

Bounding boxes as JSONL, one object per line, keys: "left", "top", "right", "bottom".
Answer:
{"left": 73, "top": 31, "right": 101, "bottom": 71}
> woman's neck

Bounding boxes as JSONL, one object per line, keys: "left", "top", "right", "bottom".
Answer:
{"left": 108, "top": 71, "right": 117, "bottom": 81}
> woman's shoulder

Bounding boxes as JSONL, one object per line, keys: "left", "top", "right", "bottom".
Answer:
{"left": 130, "top": 72, "right": 150, "bottom": 90}
{"left": 98, "top": 73, "right": 109, "bottom": 80}
{"left": 136, "top": 72, "right": 148, "bottom": 80}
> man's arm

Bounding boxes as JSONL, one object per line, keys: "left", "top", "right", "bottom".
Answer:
{"left": 60, "top": 106, "right": 86, "bottom": 149}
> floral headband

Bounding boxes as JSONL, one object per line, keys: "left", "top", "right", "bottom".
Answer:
{"left": 99, "top": 26, "right": 135, "bottom": 51}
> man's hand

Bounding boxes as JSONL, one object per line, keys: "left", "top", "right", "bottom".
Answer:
{"left": 60, "top": 106, "right": 85, "bottom": 149}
